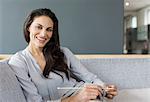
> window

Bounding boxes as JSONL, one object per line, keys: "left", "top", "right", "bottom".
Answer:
{"left": 131, "top": 16, "right": 137, "bottom": 28}
{"left": 147, "top": 9, "right": 150, "bottom": 24}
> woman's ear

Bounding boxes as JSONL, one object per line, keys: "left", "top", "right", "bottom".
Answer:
{"left": 27, "top": 26, "right": 30, "bottom": 32}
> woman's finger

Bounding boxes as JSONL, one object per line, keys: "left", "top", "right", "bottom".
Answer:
{"left": 106, "top": 94, "right": 114, "bottom": 99}
{"left": 107, "top": 91, "right": 118, "bottom": 96}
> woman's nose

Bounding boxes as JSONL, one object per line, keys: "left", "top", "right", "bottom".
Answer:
{"left": 40, "top": 29, "right": 46, "bottom": 36}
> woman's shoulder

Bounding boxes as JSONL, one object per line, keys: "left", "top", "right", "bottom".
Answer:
{"left": 60, "top": 46, "right": 72, "bottom": 53}
{"left": 9, "top": 48, "right": 28, "bottom": 63}
{"left": 60, "top": 46, "right": 75, "bottom": 59}
{"left": 60, "top": 46, "right": 69, "bottom": 51}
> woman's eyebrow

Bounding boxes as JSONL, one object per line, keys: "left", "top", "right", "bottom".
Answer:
{"left": 36, "top": 23, "right": 53, "bottom": 28}
{"left": 35, "top": 23, "right": 42, "bottom": 26}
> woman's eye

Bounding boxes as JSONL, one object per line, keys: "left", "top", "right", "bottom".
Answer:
{"left": 36, "top": 26, "right": 42, "bottom": 29}
{"left": 47, "top": 29, "right": 53, "bottom": 32}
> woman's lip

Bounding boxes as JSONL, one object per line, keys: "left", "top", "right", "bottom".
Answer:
{"left": 36, "top": 37, "right": 47, "bottom": 42}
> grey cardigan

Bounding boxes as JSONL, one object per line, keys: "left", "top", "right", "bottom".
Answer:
{"left": 8, "top": 47, "right": 104, "bottom": 102}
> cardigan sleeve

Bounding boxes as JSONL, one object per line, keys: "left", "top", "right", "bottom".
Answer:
{"left": 8, "top": 52, "right": 61, "bottom": 102}
{"left": 61, "top": 47, "right": 105, "bottom": 86}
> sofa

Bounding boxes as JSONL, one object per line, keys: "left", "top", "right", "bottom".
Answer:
{"left": 1, "top": 55, "right": 150, "bottom": 102}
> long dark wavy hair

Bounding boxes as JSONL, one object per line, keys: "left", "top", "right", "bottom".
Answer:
{"left": 23, "top": 8, "right": 70, "bottom": 79}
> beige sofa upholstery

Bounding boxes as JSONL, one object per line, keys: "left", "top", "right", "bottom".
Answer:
{"left": 1, "top": 54, "right": 150, "bottom": 60}
{"left": 0, "top": 54, "right": 12, "bottom": 60}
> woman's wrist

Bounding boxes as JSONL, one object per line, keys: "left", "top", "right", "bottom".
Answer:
{"left": 61, "top": 96, "right": 76, "bottom": 102}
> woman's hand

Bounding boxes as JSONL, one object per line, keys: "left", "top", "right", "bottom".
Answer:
{"left": 103, "top": 84, "right": 118, "bottom": 99}
{"left": 62, "top": 84, "right": 103, "bottom": 102}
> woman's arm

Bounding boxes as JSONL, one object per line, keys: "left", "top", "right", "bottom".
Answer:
{"left": 62, "top": 47, "right": 118, "bottom": 100}
{"left": 61, "top": 84, "right": 102, "bottom": 102}
{"left": 61, "top": 47, "right": 105, "bottom": 86}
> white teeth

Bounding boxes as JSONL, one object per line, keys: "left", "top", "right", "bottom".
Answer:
{"left": 37, "top": 37, "right": 46, "bottom": 42}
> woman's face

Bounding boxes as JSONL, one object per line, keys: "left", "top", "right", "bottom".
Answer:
{"left": 28, "top": 15, "right": 54, "bottom": 49}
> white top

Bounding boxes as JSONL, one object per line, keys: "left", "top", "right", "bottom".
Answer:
{"left": 8, "top": 47, "right": 104, "bottom": 102}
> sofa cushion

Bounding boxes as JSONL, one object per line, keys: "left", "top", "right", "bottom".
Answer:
{"left": 80, "top": 58, "right": 150, "bottom": 89}
{"left": 111, "top": 88, "right": 150, "bottom": 102}
{"left": 0, "top": 60, "right": 26, "bottom": 102}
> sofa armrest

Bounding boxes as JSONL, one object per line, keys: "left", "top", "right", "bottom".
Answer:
{"left": 0, "top": 60, "right": 26, "bottom": 102}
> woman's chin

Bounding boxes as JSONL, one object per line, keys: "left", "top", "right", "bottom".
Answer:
{"left": 35, "top": 43, "right": 46, "bottom": 48}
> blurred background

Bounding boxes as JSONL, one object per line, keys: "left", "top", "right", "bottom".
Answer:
{"left": 124, "top": 0, "right": 150, "bottom": 54}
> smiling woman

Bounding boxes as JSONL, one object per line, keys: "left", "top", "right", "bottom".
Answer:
{"left": 8, "top": 8, "right": 117, "bottom": 102}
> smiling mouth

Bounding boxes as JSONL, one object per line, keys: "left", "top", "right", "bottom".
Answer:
{"left": 36, "top": 37, "right": 47, "bottom": 43}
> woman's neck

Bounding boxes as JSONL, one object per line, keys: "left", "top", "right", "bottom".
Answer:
{"left": 28, "top": 43, "right": 43, "bottom": 56}
{"left": 27, "top": 43, "right": 46, "bottom": 71}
